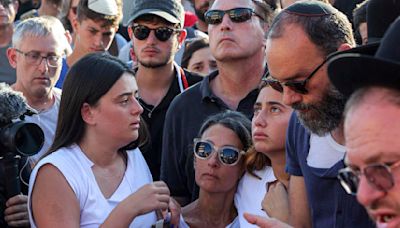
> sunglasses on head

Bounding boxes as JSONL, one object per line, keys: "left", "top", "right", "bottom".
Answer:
{"left": 131, "top": 25, "right": 180, "bottom": 42}
{"left": 204, "top": 7, "right": 263, "bottom": 25}
{"left": 265, "top": 58, "right": 329, "bottom": 94}
{"left": 338, "top": 160, "right": 400, "bottom": 195}
{"left": 193, "top": 139, "right": 245, "bottom": 166}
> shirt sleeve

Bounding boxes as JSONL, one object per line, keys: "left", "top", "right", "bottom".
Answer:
{"left": 285, "top": 113, "right": 304, "bottom": 176}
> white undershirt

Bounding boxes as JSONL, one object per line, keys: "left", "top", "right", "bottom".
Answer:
{"left": 307, "top": 133, "right": 346, "bottom": 169}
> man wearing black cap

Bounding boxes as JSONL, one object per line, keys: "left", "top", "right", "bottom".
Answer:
{"left": 328, "top": 18, "right": 400, "bottom": 228}
{"left": 263, "top": 1, "right": 374, "bottom": 227}
{"left": 126, "top": 0, "right": 202, "bottom": 181}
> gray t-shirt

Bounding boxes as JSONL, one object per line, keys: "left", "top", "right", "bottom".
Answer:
{"left": 0, "top": 45, "right": 16, "bottom": 84}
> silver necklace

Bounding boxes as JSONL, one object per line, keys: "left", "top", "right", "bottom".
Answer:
{"left": 137, "top": 96, "right": 156, "bottom": 118}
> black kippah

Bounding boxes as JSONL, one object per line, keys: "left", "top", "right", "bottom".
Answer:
{"left": 285, "top": 1, "right": 338, "bottom": 17}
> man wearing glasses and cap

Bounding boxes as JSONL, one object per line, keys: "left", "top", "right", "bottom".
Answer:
{"left": 3, "top": 16, "right": 71, "bottom": 227}
{"left": 161, "top": 0, "right": 273, "bottom": 206}
{"left": 259, "top": 1, "right": 374, "bottom": 227}
{"left": 328, "top": 18, "right": 400, "bottom": 228}
{"left": 125, "top": 0, "right": 203, "bottom": 181}
{"left": 55, "top": 0, "right": 122, "bottom": 88}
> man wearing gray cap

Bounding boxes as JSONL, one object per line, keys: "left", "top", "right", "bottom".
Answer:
{"left": 126, "top": 0, "right": 202, "bottom": 181}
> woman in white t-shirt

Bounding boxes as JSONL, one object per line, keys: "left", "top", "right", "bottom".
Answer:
{"left": 28, "top": 53, "right": 179, "bottom": 227}
{"left": 181, "top": 111, "right": 252, "bottom": 228}
{"left": 236, "top": 81, "right": 293, "bottom": 227}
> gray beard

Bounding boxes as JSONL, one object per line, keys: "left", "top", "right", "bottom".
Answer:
{"left": 293, "top": 85, "right": 346, "bottom": 136}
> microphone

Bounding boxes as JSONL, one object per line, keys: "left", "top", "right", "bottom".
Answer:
{"left": 0, "top": 83, "right": 35, "bottom": 125}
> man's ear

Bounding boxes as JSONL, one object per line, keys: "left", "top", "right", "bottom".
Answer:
{"left": 13, "top": 0, "right": 19, "bottom": 13}
{"left": 81, "top": 103, "right": 96, "bottom": 125}
{"left": 337, "top": 43, "right": 353, "bottom": 52}
{"left": 127, "top": 26, "right": 133, "bottom": 40}
{"left": 6, "top": 48, "right": 18, "bottom": 69}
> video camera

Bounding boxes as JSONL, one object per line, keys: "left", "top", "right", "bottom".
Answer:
{"left": 0, "top": 83, "right": 44, "bottom": 198}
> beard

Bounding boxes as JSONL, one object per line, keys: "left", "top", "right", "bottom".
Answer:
{"left": 293, "top": 85, "right": 346, "bottom": 136}
{"left": 138, "top": 59, "right": 168, "bottom": 68}
{"left": 194, "top": 2, "right": 209, "bottom": 23}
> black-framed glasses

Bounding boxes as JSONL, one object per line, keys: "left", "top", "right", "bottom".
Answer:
{"left": 265, "top": 58, "right": 329, "bottom": 94}
{"left": 204, "top": 8, "right": 264, "bottom": 25}
{"left": 15, "top": 49, "right": 62, "bottom": 68}
{"left": 193, "top": 139, "right": 245, "bottom": 166}
{"left": 338, "top": 160, "right": 400, "bottom": 195}
{"left": 131, "top": 25, "right": 181, "bottom": 42}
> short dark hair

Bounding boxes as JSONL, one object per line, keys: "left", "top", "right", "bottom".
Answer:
{"left": 197, "top": 111, "right": 252, "bottom": 153}
{"left": 267, "top": 3, "right": 355, "bottom": 56}
{"left": 46, "top": 53, "right": 147, "bottom": 157}
{"left": 181, "top": 37, "right": 210, "bottom": 69}
{"left": 76, "top": 0, "right": 122, "bottom": 27}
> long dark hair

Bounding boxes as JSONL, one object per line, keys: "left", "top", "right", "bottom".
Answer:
{"left": 45, "top": 52, "right": 147, "bottom": 157}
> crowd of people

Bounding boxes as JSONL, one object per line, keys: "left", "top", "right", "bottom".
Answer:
{"left": 0, "top": 0, "right": 400, "bottom": 227}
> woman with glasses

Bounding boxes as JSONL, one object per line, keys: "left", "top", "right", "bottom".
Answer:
{"left": 28, "top": 53, "right": 179, "bottom": 227}
{"left": 235, "top": 81, "right": 293, "bottom": 226}
{"left": 180, "top": 111, "right": 252, "bottom": 228}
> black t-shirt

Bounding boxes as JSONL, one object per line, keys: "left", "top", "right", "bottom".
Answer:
{"left": 138, "top": 68, "right": 203, "bottom": 180}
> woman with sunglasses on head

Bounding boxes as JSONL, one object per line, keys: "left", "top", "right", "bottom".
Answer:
{"left": 235, "top": 80, "right": 293, "bottom": 226}
{"left": 28, "top": 53, "right": 180, "bottom": 227}
{"left": 180, "top": 111, "right": 252, "bottom": 228}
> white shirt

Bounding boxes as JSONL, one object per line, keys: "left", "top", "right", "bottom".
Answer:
{"left": 307, "top": 133, "right": 346, "bottom": 169}
{"left": 28, "top": 144, "right": 157, "bottom": 227}
{"left": 235, "top": 166, "right": 276, "bottom": 228}
{"left": 25, "top": 88, "right": 61, "bottom": 165}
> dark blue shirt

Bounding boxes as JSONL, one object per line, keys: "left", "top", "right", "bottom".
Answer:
{"left": 285, "top": 113, "right": 375, "bottom": 227}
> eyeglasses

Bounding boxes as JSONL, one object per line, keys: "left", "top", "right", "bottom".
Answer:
{"left": 193, "top": 139, "right": 245, "bottom": 166}
{"left": 131, "top": 25, "right": 180, "bottom": 42}
{"left": 204, "top": 8, "right": 263, "bottom": 25}
{"left": 338, "top": 160, "right": 400, "bottom": 195}
{"left": 265, "top": 58, "right": 329, "bottom": 94}
{"left": 15, "top": 49, "right": 62, "bottom": 68}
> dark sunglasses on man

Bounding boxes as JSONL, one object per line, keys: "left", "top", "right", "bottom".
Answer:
{"left": 338, "top": 160, "right": 400, "bottom": 195}
{"left": 131, "top": 24, "right": 182, "bottom": 42}
{"left": 265, "top": 57, "right": 329, "bottom": 94}
{"left": 204, "top": 7, "right": 264, "bottom": 25}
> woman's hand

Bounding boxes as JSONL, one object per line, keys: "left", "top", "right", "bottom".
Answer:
{"left": 244, "top": 213, "right": 293, "bottom": 228}
{"left": 262, "top": 182, "right": 289, "bottom": 223}
{"left": 129, "top": 181, "right": 171, "bottom": 216}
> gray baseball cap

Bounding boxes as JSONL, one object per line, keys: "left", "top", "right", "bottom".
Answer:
{"left": 126, "top": 0, "right": 185, "bottom": 28}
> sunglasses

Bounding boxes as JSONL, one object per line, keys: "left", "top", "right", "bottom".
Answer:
{"left": 338, "top": 160, "right": 400, "bottom": 195}
{"left": 193, "top": 139, "right": 245, "bottom": 166}
{"left": 265, "top": 58, "right": 329, "bottom": 94}
{"left": 204, "top": 8, "right": 263, "bottom": 25}
{"left": 131, "top": 25, "right": 180, "bottom": 42}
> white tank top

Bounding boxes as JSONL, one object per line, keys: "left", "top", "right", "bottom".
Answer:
{"left": 28, "top": 144, "right": 157, "bottom": 227}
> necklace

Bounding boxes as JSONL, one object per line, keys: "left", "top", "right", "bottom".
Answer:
{"left": 137, "top": 96, "right": 156, "bottom": 118}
